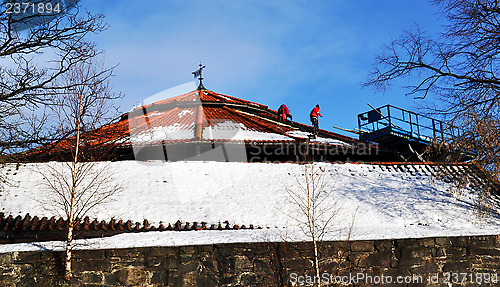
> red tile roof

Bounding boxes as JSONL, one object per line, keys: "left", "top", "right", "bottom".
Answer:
{"left": 126, "top": 90, "right": 359, "bottom": 143}
{"left": 126, "top": 90, "right": 356, "bottom": 143}
{"left": 25, "top": 89, "right": 363, "bottom": 158}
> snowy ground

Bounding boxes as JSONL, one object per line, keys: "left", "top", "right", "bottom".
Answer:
{"left": 1, "top": 161, "right": 500, "bottom": 253}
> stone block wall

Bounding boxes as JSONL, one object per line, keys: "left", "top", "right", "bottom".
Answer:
{"left": 1, "top": 234, "right": 500, "bottom": 286}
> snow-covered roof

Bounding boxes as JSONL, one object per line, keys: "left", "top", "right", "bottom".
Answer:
{"left": 121, "top": 89, "right": 360, "bottom": 144}
{"left": 1, "top": 160, "right": 499, "bottom": 252}
{"left": 28, "top": 89, "right": 361, "bottom": 159}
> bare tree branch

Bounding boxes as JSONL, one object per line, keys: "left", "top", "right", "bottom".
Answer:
{"left": 0, "top": 4, "right": 109, "bottom": 158}
{"left": 364, "top": 0, "right": 500, "bottom": 181}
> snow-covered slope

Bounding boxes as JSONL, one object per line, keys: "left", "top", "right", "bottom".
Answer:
{"left": 1, "top": 161, "right": 499, "bottom": 252}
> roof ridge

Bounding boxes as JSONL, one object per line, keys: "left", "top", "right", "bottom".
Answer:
{"left": 204, "top": 90, "right": 267, "bottom": 108}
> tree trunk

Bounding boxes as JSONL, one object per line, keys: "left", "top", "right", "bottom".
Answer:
{"left": 65, "top": 217, "right": 74, "bottom": 280}
{"left": 313, "top": 237, "right": 320, "bottom": 287}
{"left": 66, "top": 110, "right": 80, "bottom": 281}
{"left": 65, "top": 177, "right": 77, "bottom": 280}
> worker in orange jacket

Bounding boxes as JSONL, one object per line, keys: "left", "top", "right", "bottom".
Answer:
{"left": 310, "top": 104, "right": 322, "bottom": 135}
{"left": 277, "top": 104, "right": 293, "bottom": 121}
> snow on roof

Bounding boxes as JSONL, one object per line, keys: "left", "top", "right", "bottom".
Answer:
{"left": 201, "top": 121, "right": 293, "bottom": 141}
{"left": 25, "top": 89, "right": 363, "bottom": 163}
{"left": 286, "top": 130, "right": 353, "bottom": 146}
{"left": 122, "top": 90, "right": 360, "bottom": 145}
{"left": 1, "top": 161, "right": 499, "bottom": 252}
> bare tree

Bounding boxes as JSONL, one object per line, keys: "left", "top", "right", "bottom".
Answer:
{"left": 38, "top": 58, "right": 122, "bottom": 281}
{"left": 284, "top": 163, "right": 339, "bottom": 287}
{"left": 0, "top": 2, "right": 109, "bottom": 156}
{"left": 363, "top": 0, "right": 500, "bottom": 180}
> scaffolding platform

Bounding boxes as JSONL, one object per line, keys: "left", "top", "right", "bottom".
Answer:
{"left": 358, "top": 105, "right": 459, "bottom": 145}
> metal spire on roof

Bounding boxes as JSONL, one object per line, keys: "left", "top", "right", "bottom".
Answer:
{"left": 192, "top": 63, "right": 206, "bottom": 90}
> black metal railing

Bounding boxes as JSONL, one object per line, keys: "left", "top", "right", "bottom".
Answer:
{"left": 358, "top": 105, "right": 460, "bottom": 143}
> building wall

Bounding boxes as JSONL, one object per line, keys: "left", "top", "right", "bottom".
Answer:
{"left": 1, "top": 235, "right": 499, "bottom": 286}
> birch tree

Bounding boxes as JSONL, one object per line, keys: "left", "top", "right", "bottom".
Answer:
{"left": 39, "top": 58, "right": 122, "bottom": 280}
{"left": 284, "top": 163, "right": 339, "bottom": 287}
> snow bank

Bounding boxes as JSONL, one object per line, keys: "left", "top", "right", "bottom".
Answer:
{"left": 1, "top": 161, "right": 499, "bottom": 252}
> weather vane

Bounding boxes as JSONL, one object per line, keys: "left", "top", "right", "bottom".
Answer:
{"left": 192, "top": 63, "right": 206, "bottom": 90}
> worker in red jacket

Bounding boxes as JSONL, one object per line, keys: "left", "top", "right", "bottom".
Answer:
{"left": 277, "top": 104, "right": 293, "bottom": 121}
{"left": 310, "top": 104, "right": 322, "bottom": 134}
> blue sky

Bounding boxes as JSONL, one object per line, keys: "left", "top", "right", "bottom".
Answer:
{"left": 82, "top": 0, "right": 444, "bottom": 137}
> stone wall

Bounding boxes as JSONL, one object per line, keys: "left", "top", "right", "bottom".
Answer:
{"left": 1, "top": 234, "right": 500, "bottom": 286}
